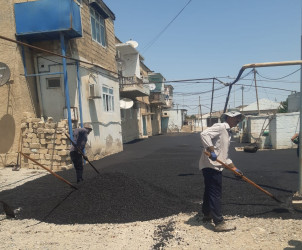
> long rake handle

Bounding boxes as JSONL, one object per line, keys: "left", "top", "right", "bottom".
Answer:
{"left": 20, "top": 152, "right": 78, "bottom": 190}
{"left": 204, "top": 151, "right": 281, "bottom": 202}
{"left": 65, "top": 133, "right": 100, "bottom": 174}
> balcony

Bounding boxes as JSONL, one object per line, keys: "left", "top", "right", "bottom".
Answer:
{"left": 119, "top": 76, "right": 150, "bottom": 99}
{"left": 150, "top": 92, "right": 166, "bottom": 105}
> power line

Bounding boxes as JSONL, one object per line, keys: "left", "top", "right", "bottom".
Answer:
{"left": 142, "top": 0, "right": 193, "bottom": 53}
{"left": 256, "top": 67, "right": 301, "bottom": 80}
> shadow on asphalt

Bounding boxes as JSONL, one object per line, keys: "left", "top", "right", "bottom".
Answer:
{"left": 1, "top": 133, "right": 302, "bottom": 225}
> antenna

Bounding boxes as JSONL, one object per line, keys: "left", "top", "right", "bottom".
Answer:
{"left": 120, "top": 98, "right": 134, "bottom": 109}
{"left": 149, "top": 83, "right": 156, "bottom": 91}
{"left": 126, "top": 40, "right": 138, "bottom": 48}
{"left": 0, "top": 62, "right": 10, "bottom": 86}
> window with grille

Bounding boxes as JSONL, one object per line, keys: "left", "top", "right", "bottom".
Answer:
{"left": 90, "top": 8, "right": 106, "bottom": 47}
{"left": 102, "top": 86, "right": 114, "bottom": 112}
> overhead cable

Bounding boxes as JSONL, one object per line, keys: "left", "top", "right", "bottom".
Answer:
{"left": 142, "top": 0, "right": 193, "bottom": 53}
{"left": 256, "top": 67, "right": 301, "bottom": 80}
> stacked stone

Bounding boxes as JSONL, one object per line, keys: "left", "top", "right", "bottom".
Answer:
{"left": 21, "top": 112, "right": 72, "bottom": 171}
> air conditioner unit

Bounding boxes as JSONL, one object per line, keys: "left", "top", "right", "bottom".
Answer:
{"left": 64, "top": 107, "right": 78, "bottom": 121}
{"left": 89, "top": 83, "right": 102, "bottom": 99}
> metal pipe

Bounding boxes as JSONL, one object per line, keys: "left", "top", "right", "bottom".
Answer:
{"left": 224, "top": 60, "right": 302, "bottom": 113}
{"left": 60, "top": 33, "right": 73, "bottom": 141}
{"left": 299, "top": 35, "right": 302, "bottom": 195}
{"left": 226, "top": 59, "right": 302, "bottom": 194}
{"left": 76, "top": 62, "right": 84, "bottom": 128}
{"left": 24, "top": 72, "right": 63, "bottom": 77}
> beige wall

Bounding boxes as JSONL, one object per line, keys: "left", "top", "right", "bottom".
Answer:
{"left": 71, "top": 2, "right": 117, "bottom": 73}
{"left": 0, "top": 1, "right": 39, "bottom": 166}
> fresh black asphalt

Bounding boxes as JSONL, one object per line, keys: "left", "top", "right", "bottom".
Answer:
{"left": 1, "top": 132, "right": 302, "bottom": 224}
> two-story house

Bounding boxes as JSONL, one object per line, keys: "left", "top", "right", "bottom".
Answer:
{"left": 115, "top": 38, "right": 151, "bottom": 142}
{"left": 0, "top": 0, "right": 123, "bottom": 168}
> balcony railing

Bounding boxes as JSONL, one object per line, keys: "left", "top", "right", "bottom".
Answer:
{"left": 119, "top": 76, "right": 150, "bottom": 98}
{"left": 150, "top": 92, "right": 166, "bottom": 105}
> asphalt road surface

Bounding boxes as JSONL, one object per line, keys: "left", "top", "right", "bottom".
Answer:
{"left": 1, "top": 132, "right": 302, "bottom": 224}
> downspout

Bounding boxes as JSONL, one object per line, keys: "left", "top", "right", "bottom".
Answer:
{"left": 60, "top": 32, "right": 73, "bottom": 140}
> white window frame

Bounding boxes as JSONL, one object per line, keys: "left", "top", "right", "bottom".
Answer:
{"left": 90, "top": 7, "right": 106, "bottom": 47}
{"left": 102, "top": 86, "right": 114, "bottom": 112}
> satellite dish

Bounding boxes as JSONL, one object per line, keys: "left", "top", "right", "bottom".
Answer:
{"left": 149, "top": 83, "right": 156, "bottom": 91}
{"left": 0, "top": 62, "right": 10, "bottom": 86}
{"left": 120, "top": 98, "right": 134, "bottom": 109}
{"left": 126, "top": 40, "right": 138, "bottom": 48}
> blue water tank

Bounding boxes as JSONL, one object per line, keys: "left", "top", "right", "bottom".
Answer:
{"left": 15, "top": 0, "right": 82, "bottom": 40}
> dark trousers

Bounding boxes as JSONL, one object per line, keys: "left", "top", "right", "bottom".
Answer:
{"left": 202, "top": 168, "right": 223, "bottom": 225}
{"left": 70, "top": 151, "right": 83, "bottom": 182}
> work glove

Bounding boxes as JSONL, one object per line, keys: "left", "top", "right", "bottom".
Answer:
{"left": 234, "top": 168, "right": 243, "bottom": 179}
{"left": 83, "top": 155, "right": 88, "bottom": 161}
{"left": 209, "top": 152, "right": 217, "bottom": 161}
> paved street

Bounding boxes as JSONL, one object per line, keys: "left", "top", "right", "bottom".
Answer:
{"left": 1, "top": 132, "right": 302, "bottom": 223}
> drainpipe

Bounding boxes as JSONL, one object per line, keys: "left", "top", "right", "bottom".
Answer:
{"left": 60, "top": 32, "right": 73, "bottom": 140}
{"left": 76, "top": 62, "right": 83, "bottom": 128}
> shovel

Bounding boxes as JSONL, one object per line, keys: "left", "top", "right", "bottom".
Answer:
{"left": 204, "top": 151, "right": 291, "bottom": 206}
{"left": 0, "top": 201, "right": 15, "bottom": 218}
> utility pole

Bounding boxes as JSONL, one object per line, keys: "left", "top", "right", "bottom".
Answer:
{"left": 199, "top": 96, "right": 203, "bottom": 131}
{"left": 241, "top": 86, "right": 244, "bottom": 111}
{"left": 210, "top": 78, "right": 214, "bottom": 126}
{"left": 254, "top": 69, "right": 260, "bottom": 115}
{"left": 234, "top": 85, "right": 236, "bottom": 109}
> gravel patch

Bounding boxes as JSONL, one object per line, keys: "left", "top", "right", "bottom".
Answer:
{"left": 1, "top": 167, "right": 302, "bottom": 249}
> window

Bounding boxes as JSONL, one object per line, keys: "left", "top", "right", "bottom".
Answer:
{"left": 90, "top": 8, "right": 106, "bottom": 47}
{"left": 102, "top": 86, "right": 114, "bottom": 112}
{"left": 47, "top": 78, "right": 60, "bottom": 88}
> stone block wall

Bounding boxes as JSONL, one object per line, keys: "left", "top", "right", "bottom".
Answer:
{"left": 20, "top": 112, "right": 72, "bottom": 171}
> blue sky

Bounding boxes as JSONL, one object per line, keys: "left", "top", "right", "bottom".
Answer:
{"left": 106, "top": 0, "right": 301, "bottom": 114}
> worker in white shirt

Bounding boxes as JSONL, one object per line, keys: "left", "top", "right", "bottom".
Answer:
{"left": 198, "top": 111, "right": 244, "bottom": 232}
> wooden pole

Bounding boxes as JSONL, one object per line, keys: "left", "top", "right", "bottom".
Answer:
{"left": 210, "top": 78, "right": 215, "bottom": 126}
{"left": 20, "top": 152, "right": 78, "bottom": 190}
{"left": 254, "top": 69, "right": 260, "bottom": 115}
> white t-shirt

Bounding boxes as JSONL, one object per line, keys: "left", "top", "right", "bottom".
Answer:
{"left": 199, "top": 122, "right": 232, "bottom": 171}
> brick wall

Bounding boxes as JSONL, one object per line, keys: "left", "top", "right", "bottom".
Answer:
{"left": 20, "top": 112, "right": 72, "bottom": 170}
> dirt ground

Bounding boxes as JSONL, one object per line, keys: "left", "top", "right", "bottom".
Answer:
{"left": 1, "top": 167, "right": 302, "bottom": 250}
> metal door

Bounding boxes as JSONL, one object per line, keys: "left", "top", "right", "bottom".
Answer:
{"left": 39, "top": 64, "right": 66, "bottom": 122}
{"left": 142, "top": 115, "right": 147, "bottom": 136}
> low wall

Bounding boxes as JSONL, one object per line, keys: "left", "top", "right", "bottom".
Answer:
{"left": 20, "top": 112, "right": 72, "bottom": 170}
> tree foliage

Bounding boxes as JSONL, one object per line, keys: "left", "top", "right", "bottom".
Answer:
{"left": 277, "top": 98, "right": 288, "bottom": 113}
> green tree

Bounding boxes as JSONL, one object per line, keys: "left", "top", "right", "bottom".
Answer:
{"left": 277, "top": 98, "right": 288, "bottom": 113}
